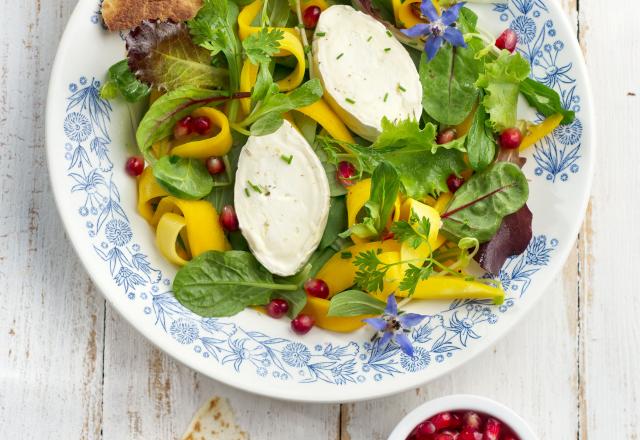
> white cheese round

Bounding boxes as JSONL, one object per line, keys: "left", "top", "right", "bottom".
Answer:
{"left": 234, "top": 120, "right": 330, "bottom": 276}
{"left": 312, "top": 5, "right": 423, "bottom": 141}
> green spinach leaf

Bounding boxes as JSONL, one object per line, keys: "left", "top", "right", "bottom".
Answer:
{"left": 466, "top": 97, "right": 497, "bottom": 171}
{"left": 441, "top": 161, "right": 529, "bottom": 242}
{"left": 476, "top": 51, "right": 530, "bottom": 131}
{"left": 519, "top": 77, "right": 575, "bottom": 124}
{"left": 250, "top": 112, "right": 284, "bottom": 135}
{"left": 153, "top": 155, "right": 214, "bottom": 200}
{"left": 273, "top": 289, "right": 307, "bottom": 318}
{"left": 327, "top": 290, "right": 387, "bottom": 317}
{"left": 101, "top": 60, "right": 150, "bottom": 102}
{"left": 174, "top": 251, "right": 297, "bottom": 317}
{"left": 319, "top": 196, "right": 348, "bottom": 249}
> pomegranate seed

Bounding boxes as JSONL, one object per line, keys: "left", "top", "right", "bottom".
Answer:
{"left": 462, "top": 412, "right": 482, "bottom": 430}
{"left": 173, "top": 116, "right": 192, "bottom": 139}
{"left": 381, "top": 231, "right": 395, "bottom": 241}
{"left": 450, "top": 413, "right": 463, "bottom": 429}
{"left": 220, "top": 205, "right": 239, "bottom": 232}
{"left": 446, "top": 174, "right": 464, "bottom": 193}
{"left": 437, "top": 128, "right": 457, "bottom": 144}
{"left": 303, "top": 5, "right": 322, "bottom": 29}
{"left": 502, "top": 436, "right": 518, "bottom": 440}
{"left": 206, "top": 156, "right": 225, "bottom": 175}
{"left": 191, "top": 116, "right": 211, "bottom": 135}
{"left": 499, "top": 127, "right": 523, "bottom": 150}
{"left": 433, "top": 434, "right": 455, "bottom": 440}
{"left": 291, "top": 314, "right": 315, "bottom": 334}
{"left": 125, "top": 156, "right": 144, "bottom": 177}
{"left": 459, "top": 429, "right": 482, "bottom": 440}
{"left": 304, "top": 278, "right": 330, "bottom": 299}
{"left": 336, "top": 161, "right": 357, "bottom": 187}
{"left": 431, "top": 412, "right": 456, "bottom": 430}
{"left": 495, "top": 28, "right": 518, "bottom": 53}
{"left": 483, "top": 418, "right": 502, "bottom": 440}
{"left": 266, "top": 299, "right": 289, "bottom": 319}
{"left": 413, "top": 421, "right": 436, "bottom": 439}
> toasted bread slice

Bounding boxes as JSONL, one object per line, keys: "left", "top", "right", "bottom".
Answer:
{"left": 101, "top": 0, "right": 203, "bottom": 31}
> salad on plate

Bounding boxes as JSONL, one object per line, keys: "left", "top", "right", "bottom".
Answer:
{"left": 99, "top": 0, "right": 574, "bottom": 356}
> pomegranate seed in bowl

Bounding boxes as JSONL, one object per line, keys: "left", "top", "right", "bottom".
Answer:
{"left": 406, "top": 410, "right": 521, "bottom": 440}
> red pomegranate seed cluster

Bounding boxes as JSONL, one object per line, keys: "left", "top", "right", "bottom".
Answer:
{"left": 406, "top": 410, "right": 520, "bottom": 440}
{"left": 173, "top": 115, "right": 212, "bottom": 139}
{"left": 337, "top": 161, "right": 357, "bottom": 187}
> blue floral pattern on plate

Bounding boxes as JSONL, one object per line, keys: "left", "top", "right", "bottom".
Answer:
{"left": 60, "top": 0, "right": 578, "bottom": 387}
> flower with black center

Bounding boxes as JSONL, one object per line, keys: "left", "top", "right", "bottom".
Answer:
{"left": 363, "top": 295, "right": 426, "bottom": 356}
{"left": 401, "top": 1, "right": 467, "bottom": 61}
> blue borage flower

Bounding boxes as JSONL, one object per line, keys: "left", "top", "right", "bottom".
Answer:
{"left": 401, "top": 1, "right": 467, "bottom": 61}
{"left": 363, "top": 296, "right": 427, "bottom": 356}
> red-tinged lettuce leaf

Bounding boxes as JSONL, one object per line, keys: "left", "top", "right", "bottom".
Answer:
{"left": 475, "top": 204, "right": 532, "bottom": 274}
{"left": 126, "top": 20, "right": 228, "bottom": 91}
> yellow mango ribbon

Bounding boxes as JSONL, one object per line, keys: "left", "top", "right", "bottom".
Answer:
{"left": 393, "top": 0, "right": 441, "bottom": 28}
{"left": 137, "top": 167, "right": 169, "bottom": 222}
{"left": 170, "top": 107, "right": 233, "bottom": 159}
{"left": 398, "top": 199, "right": 446, "bottom": 273}
{"left": 150, "top": 196, "right": 229, "bottom": 265}
{"left": 301, "top": 296, "right": 368, "bottom": 332}
{"left": 296, "top": 99, "right": 354, "bottom": 143}
{"left": 395, "top": 276, "right": 504, "bottom": 304}
{"left": 519, "top": 113, "right": 563, "bottom": 151}
{"left": 346, "top": 179, "right": 401, "bottom": 245}
{"left": 317, "top": 240, "right": 401, "bottom": 297}
{"left": 238, "top": 0, "right": 306, "bottom": 113}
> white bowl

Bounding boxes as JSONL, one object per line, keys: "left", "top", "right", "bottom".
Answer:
{"left": 388, "top": 394, "right": 538, "bottom": 440}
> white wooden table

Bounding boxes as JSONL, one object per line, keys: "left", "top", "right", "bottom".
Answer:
{"left": 1, "top": 0, "right": 638, "bottom": 438}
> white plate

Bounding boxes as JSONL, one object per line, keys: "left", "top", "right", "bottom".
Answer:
{"left": 46, "top": 0, "right": 594, "bottom": 402}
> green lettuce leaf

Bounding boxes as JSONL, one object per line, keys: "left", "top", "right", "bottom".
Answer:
{"left": 100, "top": 60, "right": 150, "bottom": 102}
{"left": 466, "top": 96, "right": 497, "bottom": 171}
{"left": 126, "top": 21, "right": 228, "bottom": 91}
{"left": 476, "top": 51, "right": 530, "bottom": 131}
{"left": 519, "top": 77, "right": 575, "bottom": 124}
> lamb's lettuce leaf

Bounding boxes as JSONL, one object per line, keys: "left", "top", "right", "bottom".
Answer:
{"left": 519, "top": 77, "right": 575, "bottom": 124}
{"left": 476, "top": 51, "right": 530, "bottom": 131}
{"left": 153, "top": 155, "right": 214, "bottom": 200}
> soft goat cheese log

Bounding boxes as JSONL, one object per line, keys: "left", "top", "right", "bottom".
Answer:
{"left": 234, "top": 120, "right": 330, "bottom": 276}
{"left": 312, "top": 5, "right": 422, "bottom": 141}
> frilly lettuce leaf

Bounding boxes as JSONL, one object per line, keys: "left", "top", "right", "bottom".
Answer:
{"left": 126, "top": 20, "right": 229, "bottom": 91}
{"left": 476, "top": 51, "right": 530, "bottom": 131}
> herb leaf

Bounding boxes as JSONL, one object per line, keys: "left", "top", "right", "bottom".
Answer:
{"left": 353, "top": 250, "right": 388, "bottom": 292}
{"left": 242, "top": 27, "right": 285, "bottom": 65}
{"left": 519, "top": 77, "right": 575, "bottom": 124}
{"left": 327, "top": 290, "right": 387, "bottom": 317}
{"left": 466, "top": 97, "right": 497, "bottom": 171}
{"left": 174, "top": 251, "right": 297, "bottom": 317}
{"left": 153, "top": 155, "right": 214, "bottom": 200}
{"left": 441, "top": 161, "right": 529, "bottom": 242}
{"left": 126, "top": 21, "right": 228, "bottom": 91}
{"left": 476, "top": 51, "right": 530, "bottom": 131}
{"left": 398, "top": 264, "right": 433, "bottom": 296}
{"left": 101, "top": 60, "right": 150, "bottom": 102}
{"left": 391, "top": 213, "right": 431, "bottom": 250}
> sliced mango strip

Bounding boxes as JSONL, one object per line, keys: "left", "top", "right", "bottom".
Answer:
{"left": 395, "top": 276, "right": 504, "bottom": 304}
{"left": 346, "top": 178, "right": 401, "bottom": 245}
{"left": 433, "top": 192, "right": 452, "bottom": 214}
{"left": 151, "top": 196, "right": 229, "bottom": 259}
{"left": 301, "top": 296, "right": 368, "bottom": 332}
{"left": 295, "top": 99, "right": 354, "bottom": 143}
{"left": 137, "top": 166, "right": 169, "bottom": 222}
{"left": 519, "top": 113, "right": 563, "bottom": 151}
{"left": 170, "top": 107, "right": 233, "bottom": 159}
{"left": 399, "top": 199, "right": 444, "bottom": 273}
{"left": 238, "top": 0, "right": 306, "bottom": 108}
{"left": 317, "top": 240, "right": 400, "bottom": 297}
{"left": 156, "top": 212, "right": 189, "bottom": 266}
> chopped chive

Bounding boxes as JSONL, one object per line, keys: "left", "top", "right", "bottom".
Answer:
{"left": 280, "top": 154, "right": 293, "bottom": 164}
{"left": 345, "top": 98, "right": 356, "bottom": 104}
{"left": 336, "top": 52, "right": 344, "bottom": 60}
{"left": 244, "top": 188, "right": 251, "bottom": 197}
{"left": 384, "top": 47, "right": 391, "bottom": 52}
{"left": 341, "top": 251, "right": 353, "bottom": 259}
{"left": 247, "top": 180, "right": 262, "bottom": 194}
{"left": 304, "top": 45, "right": 311, "bottom": 54}
{"left": 316, "top": 31, "right": 326, "bottom": 36}
{"left": 367, "top": 36, "right": 372, "bottom": 42}
{"left": 397, "top": 83, "right": 406, "bottom": 92}
{"left": 386, "top": 30, "right": 392, "bottom": 37}
{"left": 383, "top": 92, "right": 389, "bottom": 102}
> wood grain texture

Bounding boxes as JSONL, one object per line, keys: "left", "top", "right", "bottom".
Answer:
{"left": 1, "top": 0, "right": 638, "bottom": 438}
